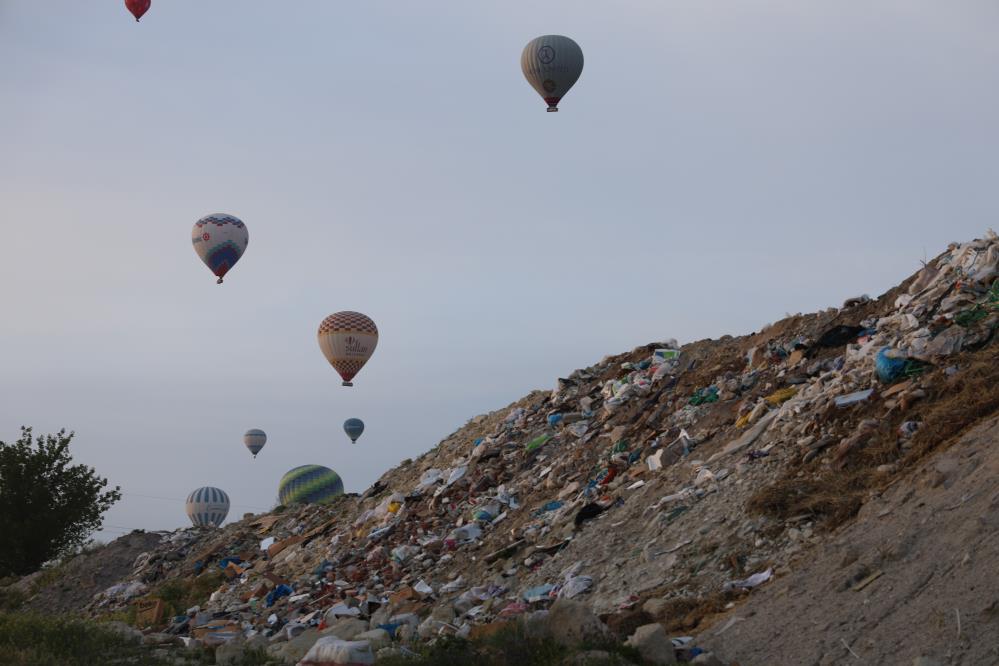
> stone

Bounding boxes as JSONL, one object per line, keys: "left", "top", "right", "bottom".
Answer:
{"left": 323, "top": 617, "right": 368, "bottom": 641}
{"left": 417, "top": 607, "right": 457, "bottom": 640}
{"left": 625, "top": 623, "right": 676, "bottom": 665}
{"left": 270, "top": 627, "right": 320, "bottom": 663}
{"left": 547, "top": 599, "right": 610, "bottom": 647}
{"left": 354, "top": 628, "right": 391, "bottom": 650}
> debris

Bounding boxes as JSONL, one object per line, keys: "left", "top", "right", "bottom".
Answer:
{"left": 851, "top": 570, "right": 884, "bottom": 592}
{"left": 835, "top": 389, "right": 876, "bottom": 408}
{"left": 723, "top": 568, "right": 773, "bottom": 592}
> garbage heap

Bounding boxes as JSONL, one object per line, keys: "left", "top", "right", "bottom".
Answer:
{"left": 78, "top": 232, "right": 999, "bottom": 665}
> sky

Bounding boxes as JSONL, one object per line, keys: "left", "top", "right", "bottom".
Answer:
{"left": 1, "top": 1, "right": 997, "bottom": 542}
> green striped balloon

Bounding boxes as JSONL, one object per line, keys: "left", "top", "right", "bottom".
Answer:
{"left": 278, "top": 465, "right": 344, "bottom": 505}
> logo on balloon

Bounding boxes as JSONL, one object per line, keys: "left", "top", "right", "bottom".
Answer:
{"left": 203, "top": 233, "right": 210, "bottom": 241}
{"left": 345, "top": 336, "right": 369, "bottom": 356}
{"left": 537, "top": 45, "right": 556, "bottom": 64}
{"left": 542, "top": 79, "right": 558, "bottom": 93}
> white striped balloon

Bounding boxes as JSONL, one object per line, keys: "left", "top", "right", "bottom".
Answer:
{"left": 521, "top": 35, "right": 584, "bottom": 112}
{"left": 185, "top": 486, "right": 230, "bottom": 527}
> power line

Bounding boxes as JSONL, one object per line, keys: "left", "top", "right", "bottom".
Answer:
{"left": 121, "top": 492, "right": 269, "bottom": 511}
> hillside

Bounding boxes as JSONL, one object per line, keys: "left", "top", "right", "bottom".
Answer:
{"left": 7, "top": 231, "right": 999, "bottom": 666}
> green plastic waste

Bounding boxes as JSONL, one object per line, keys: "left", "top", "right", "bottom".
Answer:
{"left": 689, "top": 386, "right": 719, "bottom": 406}
{"left": 525, "top": 434, "right": 552, "bottom": 452}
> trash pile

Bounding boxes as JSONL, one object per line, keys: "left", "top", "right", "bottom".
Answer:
{"left": 26, "top": 232, "right": 999, "bottom": 665}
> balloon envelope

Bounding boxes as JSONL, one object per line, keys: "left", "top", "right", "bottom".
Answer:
{"left": 192, "top": 214, "right": 248, "bottom": 284}
{"left": 521, "top": 35, "right": 584, "bottom": 111}
{"left": 278, "top": 465, "right": 344, "bottom": 505}
{"left": 244, "top": 429, "right": 266, "bottom": 457}
{"left": 125, "top": 0, "right": 150, "bottom": 21}
{"left": 317, "top": 312, "right": 378, "bottom": 386}
{"left": 185, "top": 487, "right": 230, "bottom": 527}
{"left": 343, "top": 418, "right": 364, "bottom": 443}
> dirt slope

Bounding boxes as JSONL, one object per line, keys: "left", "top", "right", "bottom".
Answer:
{"left": 700, "top": 415, "right": 999, "bottom": 666}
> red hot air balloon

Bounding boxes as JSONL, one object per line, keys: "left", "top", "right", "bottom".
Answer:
{"left": 125, "top": 0, "right": 151, "bottom": 22}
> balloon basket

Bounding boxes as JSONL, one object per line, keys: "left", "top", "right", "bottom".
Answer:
{"left": 342, "top": 381, "right": 353, "bottom": 387}
{"left": 546, "top": 107, "right": 559, "bottom": 112}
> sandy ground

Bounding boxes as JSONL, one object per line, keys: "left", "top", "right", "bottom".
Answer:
{"left": 699, "top": 416, "right": 999, "bottom": 666}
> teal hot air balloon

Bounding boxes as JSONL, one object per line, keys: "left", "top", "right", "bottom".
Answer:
{"left": 343, "top": 418, "right": 364, "bottom": 443}
{"left": 244, "top": 429, "right": 266, "bottom": 458}
{"left": 278, "top": 465, "right": 344, "bottom": 505}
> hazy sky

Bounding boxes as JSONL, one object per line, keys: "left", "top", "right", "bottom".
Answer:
{"left": 1, "top": 1, "right": 997, "bottom": 542}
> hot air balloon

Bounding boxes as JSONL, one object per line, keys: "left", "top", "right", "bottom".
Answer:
{"left": 317, "top": 312, "right": 378, "bottom": 387}
{"left": 521, "top": 35, "right": 584, "bottom": 112}
{"left": 125, "top": 0, "right": 150, "bottom": 22}
{"left": 185, "top": 486, "right": 230, "bottom": 527}
{"left": 244, "top": 429, "right": 266, "bottom": 458}
{"left": 278, "top": 465, "right": 344, "bottom": 505}
{"left": 343, "top": 418, "right": 364, "bottom": 443}
{"left": 191, "top": 214, "right": 248, "bottom": 284}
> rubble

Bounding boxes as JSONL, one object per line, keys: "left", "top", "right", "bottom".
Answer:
{"left": 14, "top": 232, "right": 999, "bottom": 665}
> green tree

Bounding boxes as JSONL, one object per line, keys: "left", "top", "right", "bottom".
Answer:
{"left": 0, "top": 427, "right": 121, "bottom": 577}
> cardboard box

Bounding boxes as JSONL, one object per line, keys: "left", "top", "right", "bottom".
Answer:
{"left": 133, "top": 597, "right": 164, "bottom": 627}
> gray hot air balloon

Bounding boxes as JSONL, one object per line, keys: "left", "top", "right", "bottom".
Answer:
{"left": 244, "top": 429, "right": 266, "bottom": 458}
{"left": 521, "top": 35, "right": 584, "bottom": 112}
{"left": 185, "top": 486, "right": 230, "bottom": 527}
{"left": 343, "top": 418, "right": 364, "bottom": 443}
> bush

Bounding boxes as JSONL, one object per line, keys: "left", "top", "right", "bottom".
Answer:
{"left": 0, "top": 428, "right": 121, "bottom": 577}
{"left": 153, "top": 571, "right": 225, "bottom": 618}
{"left": 0, "top": 612, "right": 170, "bottom": 665}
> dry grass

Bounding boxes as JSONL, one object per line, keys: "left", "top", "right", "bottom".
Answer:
{"left": 902, "top": 346, "right": 999, "bottom": 461}
{"left": 651, "top": 591, "right": 738, "bottom": 632}
{"left": 747, "top": 470, "right": 872, "bottom": 527}
{"left": 748, "top": 339, "right": 999, "bottom": 529}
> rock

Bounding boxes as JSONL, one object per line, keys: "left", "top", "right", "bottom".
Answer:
{"left": 354, "top": 628, "right": 391, "bottom": 650}
{"left": 691, "top": 653, "right": 725, "bottom": 666}
{"left": 418, "top": 609, "right": 457, "bottom": 640}
{"left": 642, "top": 598, "right": 669, "bottom": 617}
{"left": 625, "top": 623, "right": 676, "bottom": 665}
{"left": 215, "top": 637, "right": 247, "bottom": 666}
{"left": 323, "top": 617, "right": 368, "bottom": 641}
{"left": 270, "top": 627, "right": 320, "bottom": 664}
{"left": 548, "top": 599, "right": 610, "bottom": 647}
